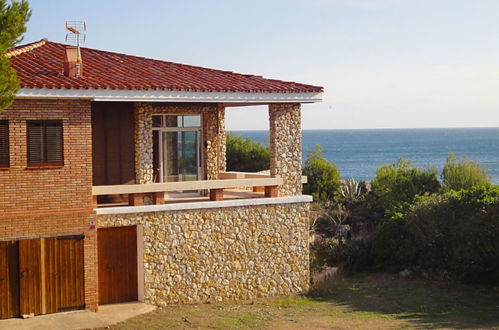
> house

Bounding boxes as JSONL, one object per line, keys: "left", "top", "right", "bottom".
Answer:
{"left": 0, "top": 38, "right": 323, "bottom": 319}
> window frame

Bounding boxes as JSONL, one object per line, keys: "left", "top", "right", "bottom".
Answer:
{"left": 0, "top": 120, "right": 9, "bottom": 168}
{"left": 26, "top": 120, "right": 64, "bottom": 168}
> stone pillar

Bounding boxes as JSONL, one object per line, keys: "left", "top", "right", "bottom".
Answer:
{"left": 218, "top": 105, "right": 227, "bottom": 173}
{"left": 134, "top": 103, "right": 154, "bottom": 184}
{"left": 269, "top": 103, "right": 302, "bottom": 196}
{"left": 203, "top": 105, "right": 226, "bottom": 179}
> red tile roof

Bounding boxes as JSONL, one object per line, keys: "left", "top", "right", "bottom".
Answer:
{"left": 7, "top": 39, "right": 323, "bottom": 93}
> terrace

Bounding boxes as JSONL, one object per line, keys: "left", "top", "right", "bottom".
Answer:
{"left": 91, "top": 102, "right": 310, "bottom": 214}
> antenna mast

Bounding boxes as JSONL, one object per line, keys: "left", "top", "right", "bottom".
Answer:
{"left": 65, "top": 21, "right": 86, "bottom": 77}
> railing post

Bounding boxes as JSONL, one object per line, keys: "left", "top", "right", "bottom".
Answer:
{"left": 153, "top": 192, "right": 165, "bottom": 205}
{"left": 265, "top": 185, "right": 278, "bottom": 198}
{"left": 128, "top": 193, "right": 145, "bottom": 206}
{"left": 210, "top": 189, "right": 224, "bottom": 201}
{"left": 92, "top": 195, "right": 98, "bottom": 208}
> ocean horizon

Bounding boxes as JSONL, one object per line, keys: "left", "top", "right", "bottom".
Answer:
{"left": 231, "top": 127, "right": 499, "bottom": 184}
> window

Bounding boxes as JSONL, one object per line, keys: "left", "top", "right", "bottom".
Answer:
{"left": 27, "top": 120, "right": 63, "bottom": 166}
{"left": 152, "top": 115, "right": 201, "bottom": 128}
{"left": 0, "top": 120, "right": 8, "bottom": 168}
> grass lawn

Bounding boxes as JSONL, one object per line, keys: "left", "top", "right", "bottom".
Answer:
{"left": 111, "top": 273, "right": 499, "bottom": 329}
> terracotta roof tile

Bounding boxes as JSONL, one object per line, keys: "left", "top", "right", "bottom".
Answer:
{"left": 7, "top": 39, "right": 323, "bottom": 94}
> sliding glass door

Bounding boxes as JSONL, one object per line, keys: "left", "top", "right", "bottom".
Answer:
{"left": 152, "top": 115, "right": 202, "bottom": 183}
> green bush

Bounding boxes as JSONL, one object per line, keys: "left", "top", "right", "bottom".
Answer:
{"left": 310, "top": 237, "right": 374, "bottom": 273}
{"left": 371, "top": 158, "right": 441, "bottom": 212}
{"left": 442, "top": 153, "right": 491, "bottom": 191}
{"left": 303, "top": 146, "right": 341, "bottom": 203}
{"left": 226, "top": 132, "right": 269, "bottom": 172}
{"left": 373, "top": 186, "right": 499, "bottom": 282}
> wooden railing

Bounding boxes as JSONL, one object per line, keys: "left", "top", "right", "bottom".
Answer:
{"left": 92, "top": 176, "right": 284, "bottom": 207}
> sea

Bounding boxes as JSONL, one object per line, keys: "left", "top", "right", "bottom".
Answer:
{"left": 231, "top": 127, "right": 499, "bottom": 185}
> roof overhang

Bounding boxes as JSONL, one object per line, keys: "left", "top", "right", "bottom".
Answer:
{"left": 16, "top": 88, "right": 323, "bottom": 104}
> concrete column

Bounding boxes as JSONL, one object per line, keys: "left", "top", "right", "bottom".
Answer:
{"left": 269, "top": 103, "right": 302, "bottom": 196}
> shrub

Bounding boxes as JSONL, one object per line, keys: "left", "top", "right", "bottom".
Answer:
{"left": 371, "top": 158, "right": 441, "bottom": 212}
{"left": 310, "top": 237, "right": 374, "bottom": 273}
{"left": 303, "top": 145, "right": 341, "bottom": 203}
{"left": 373, "top": 186, "right": 499, "bottom": 282}
{"left": 442, "top": 153, "right": 491, "bottom": 191}
{"left": 226, "top": 132, "right": 269, "bottom": 172}
{"left": 339, "top": 178, "right": 368, "bottom": 206}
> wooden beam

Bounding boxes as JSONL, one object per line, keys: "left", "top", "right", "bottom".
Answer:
{"left": 93, "top": 177, "right": 283, "bottom": 196}
{"left": 218, "top": 172, "right": 273, "bottom": 179}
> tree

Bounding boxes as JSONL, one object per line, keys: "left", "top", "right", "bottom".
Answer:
{"left": 0, "top": 0, "right": 31, "bottom": 111}
{"left": 226, "top": 132, "right": 269, "bottom": 172}
{"left": 303, "top": 145, "right": 341, "bottom": 203}
{"left": 442, "top": 153, "right": 491, "bottom": 191}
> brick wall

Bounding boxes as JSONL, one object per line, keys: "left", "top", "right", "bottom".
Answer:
{"left": 0, "top": 98, "right": 97, "bottom": 311}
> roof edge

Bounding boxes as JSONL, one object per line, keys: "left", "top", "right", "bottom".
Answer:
{"left": 6, "top": 38, "right": 48, "bottom": 58}
{"left": 16, "top": 87, "right": 323, "bottom": 104}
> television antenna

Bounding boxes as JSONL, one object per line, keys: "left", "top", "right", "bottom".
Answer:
{"left": 65, "top": 21, "right": 86, "bottom": 46}
{"left": 65, "top": 21, "right": 86, "bottom": 77}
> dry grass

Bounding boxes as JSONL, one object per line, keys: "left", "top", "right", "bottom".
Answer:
{"left": 111, "top": 273, "right": 499, "bottom": 329}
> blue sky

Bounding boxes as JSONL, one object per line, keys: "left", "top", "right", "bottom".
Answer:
{"left": 23, "top": 0, "right": 499, "bottom": 130}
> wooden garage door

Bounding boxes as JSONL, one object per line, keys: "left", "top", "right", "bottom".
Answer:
{"left": 98, "top": 226, "right": 138, "bottom": 305}
{"left": 0, "top": 241, "right": 20, "bottom": 319}
{"left": 19, "top": 239, "right": 43, "bottom": 316}
{"left": 44, "top": 236, "right": 85, "bottom": 313}
{"left": 0, "top": 236, "right": 85, "bottom": 320}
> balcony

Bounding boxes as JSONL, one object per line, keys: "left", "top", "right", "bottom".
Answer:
{"left": 93, "top": 172, "right": 308, "bottom": 211}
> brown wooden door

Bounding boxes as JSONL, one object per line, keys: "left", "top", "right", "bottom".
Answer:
{"left": 19, "top": 239, "right": 42, "bottom": 316}
{"left": 44, "top": 236, "right": 85, "bottom": 313}
{"left": 0, "top": 241, "right": 20, "bottom": 319}
{"left": 1, "top": 236, "right": 85, "bottom": 320}
{"left": 98, "top": 226, "right": 138, "bottom": 305}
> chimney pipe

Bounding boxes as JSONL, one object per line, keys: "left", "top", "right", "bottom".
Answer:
{"left": 63, "top": 46, "right": 83, "bottom": 77}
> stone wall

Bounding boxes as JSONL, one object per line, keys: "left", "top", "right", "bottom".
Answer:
{"left": 134, "top": 103, "right": 226, "bottom": 184}
{"left": 98, "top": 202, "right": 310, "bottom": 305}
{"left": 269, "top": 103, "right": 302, "bottom": 196}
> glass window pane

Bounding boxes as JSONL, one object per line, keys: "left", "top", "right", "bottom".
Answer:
{"left": 162, "top": 131, "right": 199, "bottom": 182}
{"left": 164, "top": 115, "right": 180, "bottom": 128}
{"left": 182, "top": 115, "right": 201, "bottom": 127}
{"left": 152, "top": 115, "right": 162, "bottom": 127}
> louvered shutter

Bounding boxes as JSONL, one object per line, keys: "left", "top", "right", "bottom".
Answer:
{"left": 45, "top": 122, "right": 63, "bottom": 163}
{"left": 0, "top": 121, "right": 8, "bottom": 167}
{"left": 27, "top": 121, "right": 63, "bottom": 165}
{"left": 28, "top": 121, "right": 44, "bottom": 164}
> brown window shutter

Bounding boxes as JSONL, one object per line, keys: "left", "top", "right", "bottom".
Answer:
{"left": 27, "top": 120, "right": 63, "bottom": 166}
{"left": 0, "top": 120, "right": 8, "bottom": 167}
{"left": 45, "top": 122, "right": 63, "bottom": 163}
